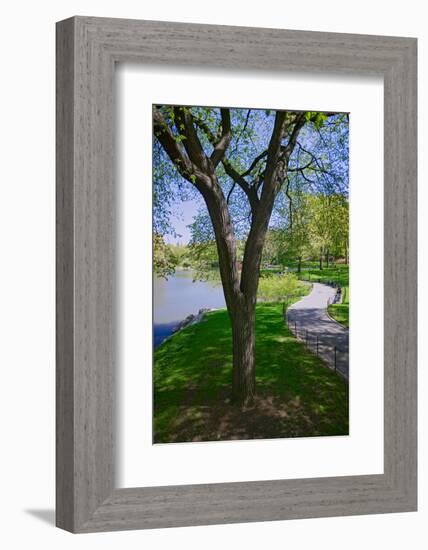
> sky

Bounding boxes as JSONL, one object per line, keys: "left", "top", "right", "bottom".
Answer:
{"left": 163, "top": 197, "right": 201, "bottom": 245}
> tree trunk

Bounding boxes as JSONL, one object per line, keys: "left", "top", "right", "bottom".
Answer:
{"left": 154, "top": 106, "right": 307, "bottom": 407}
{"left": 326, "top": 249, "right": 330, "bottom": 268}
{"left": 297, "top": 256, "right": 302, "bottom": 274}
{"left": 231, "top": 298, "right": 256, "bottom": 406}
{"left": 319, "top": 248, "right": 323, "bottom": 270}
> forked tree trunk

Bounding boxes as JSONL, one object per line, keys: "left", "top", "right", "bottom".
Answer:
{"left": 154, "top": 106, "right": 306, "bottom": 408}
{"left": 231, "top": 298, "right": 256, "bottom": 406}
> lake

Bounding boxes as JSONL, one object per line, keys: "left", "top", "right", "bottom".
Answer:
{"left": 154, "top": 270, "right": 226, "bottom": 347}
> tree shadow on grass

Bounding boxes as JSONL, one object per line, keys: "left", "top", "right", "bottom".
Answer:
{"left": 154, "top": 303, "right": 348, "bottom": 444}
{"left": 154, "top": 386, "right": 348, "bottom": 443}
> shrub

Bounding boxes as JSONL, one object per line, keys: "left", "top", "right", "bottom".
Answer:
{"left": 257, "top": 273, "right": 306, "bottom": 302}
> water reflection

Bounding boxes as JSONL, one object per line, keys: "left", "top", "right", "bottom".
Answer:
{"left": 154, "top": 270, "right": 226, "bottom": 347}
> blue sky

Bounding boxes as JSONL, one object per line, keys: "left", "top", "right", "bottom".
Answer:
{"left": 163, "top": 197, "right": 202, "bottom": 245}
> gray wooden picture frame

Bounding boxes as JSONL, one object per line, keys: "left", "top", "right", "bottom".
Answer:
{"left": 56, "top": 16, "right": 417, "bottom": 533}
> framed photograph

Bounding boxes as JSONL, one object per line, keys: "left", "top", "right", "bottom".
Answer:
{"left": 56, "top": 16, "right": 417, "bottom": 532}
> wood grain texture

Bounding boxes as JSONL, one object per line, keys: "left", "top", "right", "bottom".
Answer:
{"left": 56, "top": 18, "right": 75, "bottom": 531}
{"left": 56, "top": 16, "right": 417, "bottom": 533}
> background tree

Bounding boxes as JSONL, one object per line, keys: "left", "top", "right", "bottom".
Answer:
{"left": 307, "top": 193, "right": 349, "bottom": 268}
{"left": 278, "top": 190, "right": 313, "bottom": 272}
{"left": 326, "top": 195, "right": 349, "bottom": 263}
{"left": 153, "top": 234, "right": 177, "bottom": 278}
{"left": 307, "top": 194, "right": 332, "bottom": 269}
{"left": 260, "top": 229, "right": 283, "bottom": 266}
{"left": 153, "top": 105, "right": 348, "bottom": 405}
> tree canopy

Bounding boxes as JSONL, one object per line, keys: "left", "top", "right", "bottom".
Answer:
{"left": 154, "top": 106, "right": 348, "bottom": 249}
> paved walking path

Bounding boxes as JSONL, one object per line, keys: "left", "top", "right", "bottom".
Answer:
{"left": 287, "top": 283, "right": 349, "bottom": 379}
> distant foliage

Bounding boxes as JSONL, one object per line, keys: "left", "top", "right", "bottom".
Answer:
{"left": 153, "top": 234, "right": 177, "bottom": 278}
{"left": 262, "top": 192, "right": 349, "bottom": 268}
{"left": 186, "top": 241, "right": 221, "bottom": 281}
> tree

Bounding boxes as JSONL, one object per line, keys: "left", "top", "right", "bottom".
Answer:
{"left": 277, "top": 190, "right": 313, "bottom": 272}
{"left": 153, "top": 106, "right": 348, "bottom": 405}
{"left": 307, "top": 193, "right": 349, "bottom": 268}
{"left": 326, "top": 195, "right": 349, "bottom": 263}
{"left": 187, "top": 240, "right": 220, "bottom": 280}
{"left": 153, "top": 234, "right": 177, "bottom": 278}
{"left": 261, "top": 229, "right": 285, "bottom": 267}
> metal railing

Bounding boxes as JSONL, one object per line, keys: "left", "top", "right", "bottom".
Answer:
{"left": 285, "top": 312, "right": 348, "bottom": 381}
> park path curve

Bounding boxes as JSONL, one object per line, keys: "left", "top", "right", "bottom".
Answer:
{"left": 287, "top": 282, "right": 349, "bottom": 379}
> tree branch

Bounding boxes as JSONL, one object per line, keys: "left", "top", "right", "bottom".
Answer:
{"left": 259, "top": 111, "right": 288, "bottom": 204}
{"left": 193, "top": 115, "right": 260, "bottom": 214}
{"left": 153, "top": 107, "right": 194, "bottom": 180}
{"left": 283, "top": 113, "right": 307, "bottom": 156}
{"left": 229, "top": 108, "right": 252, "bottom": 157}
{"left": 210, "top": 108, "right": 232, "bottom": 167}
{"left": 284, "top": 177, "right": 293, "bottom": 229}
{"left": 240, "top": 112, "right": 306, "bottom": 299}
{"left": 241, "top": 150, "right": 268, "bottom": 178}
{"left": 226, "top": 181, "right": 236, "bottom": 205}
{"left": 239, "top": 111, "right": 288, "bottom": 298}
{"left": 221, "top": 158, "right": 259, "bottom": 215}
{"left": 295, "top": 141, "right": 332, "bottom": 175}
{"left": 288, "top": 159, "right": 314, "bottom": 172}
{"left": 173, "top": 106, "right": 210, "bottom": 172}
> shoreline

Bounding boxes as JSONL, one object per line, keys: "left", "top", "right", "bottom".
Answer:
{"left": 154, "top": 307, "right": 225, "bottom": 348}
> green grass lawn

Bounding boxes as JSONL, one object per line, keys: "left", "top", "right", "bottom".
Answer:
{"left": 299, "top": 264, "right": 349, "bottom": 287}
{"left": 328, "top": 286, "right": 349, "bottom": 327}
{"left": 154, "top": 302, "right": 349, "bottom": 443}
